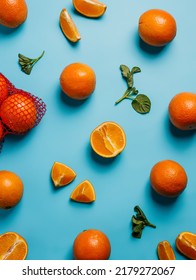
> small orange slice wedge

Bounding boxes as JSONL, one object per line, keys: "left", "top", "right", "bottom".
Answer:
{"left": 70, "top": 180, "right": 96, "bottom": 203}
{"left": 90, "top": 121, "right": 126, "bottom": 158}
{"left": 59, "top": 8, "right": 81, "bottom": 42}
{"left": 72, "top": 0, "right": 107, "bottom": 18}
{"left": 0, "top": 232, "right": 28, "bottom": 260}
{"left": 51, "top": 162, "right": 76, "bottom": 187}
{"left": 176, "top": 232, "right": 196, "bottom": 260}
{"left": 157, "top": 240, "right": 176, "bottom": 260}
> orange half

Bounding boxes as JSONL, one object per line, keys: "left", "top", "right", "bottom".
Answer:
{"left": 70, "top": 180, "right": 96, "bottom": 203}
{"left": 0, "top": 232, "right": 28, "bottom": 260}
{"left": 51, "top": 162, "right": 76, "bottom": 187}
{"left": 72, "top": 0, "right": 107, "bottom": 18}
{"left": 157, "top": 240, "right": 176, "bottom": 260}
{"left": 59, "top": 8, "right": 81, "bottom": 42}
{"left": 176, "top": 232, "right": 196, "bottom": 260}
{"left": 90, "top": 121, "right": 126, "bottom": 158}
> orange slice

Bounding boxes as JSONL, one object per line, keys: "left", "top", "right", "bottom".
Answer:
{"left": 0, "top": 232, "right": 28, "bottom": 260}
{"left": 72, "top": 0, "right": 107, "bottom": 18}
{"left": 176, "top": 232, "right": 196, "bottom": 260}
{"left": 157, "top": 240, "right": 176, "bottom": 260}
{"left": 59, "top": 8, "right": 81, "bottom": 42}
{"left": 70, "top": 180, "right": 96, "bottom": 203}
{"left": 51, "top": 162, "right": 76, "bottom": 187}
{"left": 90, "top": 121, "right": 126, "bottom": 158}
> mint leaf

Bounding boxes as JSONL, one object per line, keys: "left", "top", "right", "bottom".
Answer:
{"left": 131, "top": 94, "right": 151, "bottom": 114}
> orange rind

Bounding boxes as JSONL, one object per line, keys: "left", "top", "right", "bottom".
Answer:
{"left": 72, "top": 0, "right": 107, "bottom": 18}
{"left": 51, "top": 162, "right": 76, "bottom": 187}
{"left": 70, "top": 180, "right": 96, "bottom": 203}
{"left": 59, "top": 8, "right": 81, "bottom": 43}
{"left": 176, "top": 232, "right": 196, "bottom": 260}
{"left": 157, "top": 240, "right": 176, "bottom": 260}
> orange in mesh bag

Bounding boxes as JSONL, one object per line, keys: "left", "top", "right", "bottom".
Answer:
{"left": 0, "top": 73, "right": 46, "bottom": 151}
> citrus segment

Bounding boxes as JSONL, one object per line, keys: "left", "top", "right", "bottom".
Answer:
{"left": 176, "top": 232, "right": 196, "bottom": 260}
{"left": 0, "top": 232, "right": 28, "bottom": 260}
{"left": 70, "top": 180, "right": 95, "bottom": 203}
{"left": 90, "top": 121, "right": 126, "bottom": 158}
{"left": 72, "top": 0, "right": 107, "bottom": 18}
{"left": 157, "top": 240, "right": 176, "bottom": 260}
{"left": 60, "top": 8, "right": 81, "bottom": 43}
{"left": 51, "top": 162, "right": 76, "bottom": 187}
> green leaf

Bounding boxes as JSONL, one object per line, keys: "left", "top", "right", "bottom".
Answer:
{"left": 131, "top": 66, "right": 141, "bottom": 75}
{"left": 120, "top": 65, "right": 131, "bottom": 78}
{"left": 131, "top": 94, "right": 151, "bottom": 114}
{"left": 126, "top": 73, "right": 133, "bottom": 88}
{"left": 18, "top": 51, "right": 45, "bottom": 75}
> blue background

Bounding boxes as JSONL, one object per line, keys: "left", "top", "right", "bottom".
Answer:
{"left": 0, "top": 0, "right": 196, "bottom": 260}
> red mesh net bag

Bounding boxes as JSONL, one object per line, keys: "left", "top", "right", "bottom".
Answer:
{"left": 0, "top": 73, "right": 46, "bottom": 151}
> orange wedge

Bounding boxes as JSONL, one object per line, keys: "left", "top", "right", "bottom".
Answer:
{"left": 0, "top": 232, "right": 28, "bottom": 260}
{"left": 72, "top": 0, "right": 107, "bottom": 18}
{"left": 59, "top": 8, "right": 81, "bottom": 42}
{"left": 157, "top": 240, "right": 176, "bottom": 260}
{"left": 70, "top": 180, "right": 96, "bottom": 203}
{"left": 176, "top": 232, "right": 196, "bottom": 260}
{"left": 51, "top": 162, "right": 76, "bottom": 187}
{"left": 90, "top": 121, "right": 126, "bottom": 158}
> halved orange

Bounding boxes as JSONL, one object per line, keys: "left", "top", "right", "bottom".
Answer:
{"left": 70, "top": 180, "right": 96, "bottom": 203}
{"left": 176, "top": 232, "right": 196, "bottom": 260}
{"left": 72, "top": 0, "right": 107, "bottom": 18}
{"left": 59, "top": 8, "right": 81, "bottom": 43}
{"left": 0, "top": 232, "right": 28, "bottom": 260}
{"left": 157, "top": 240, "right": 176, "bottom": 260}
{"left": 51, "top": 162, "right": 76, "bottom": 187}
{"left": 90, "top": 121, "right": 126, "bottom": 158}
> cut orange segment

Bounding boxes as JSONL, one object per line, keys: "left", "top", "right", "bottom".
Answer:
{"left": 0, "top": 232, "right": 28, "bottom": 260}
{"left": 72, "top": 0, "right": 107, "bottom": 18}
{"left": 176, "top": 232, "right": 196, "bottom": 260}
{"left": 90, "top": 121, "right": 126, "bottom": 158}
{"left": 59, "top": 8, "right": 81, "bottom": 42}
{"left": 70, "top": 180, "right": 96, "bottom": 203}
{"left": 157, "top": 240, "right": 176, "bottom": 260}
{"left": 51, "top": 162, "right": 76, "bottom": 187}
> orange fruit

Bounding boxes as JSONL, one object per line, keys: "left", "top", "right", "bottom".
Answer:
{"left": 73, "top": 229, "right": 111, "bottom": 260}
{"left": 138, "top": 9, "right": 177, "bottom": 47}
{"left": 60, "top": 62, "right": 96, "bottom": 100}
{"left": 0, "top": 170, "right": 24, "bottom": 209}
{"left": 90, "top": 121, "right": 126, "bottom": 158}
{"left": 59, "top": 8, "right": 81, "bottom": 43}
{"left": 176, "top": 232, "right": 196, "bottom": 260}
{"left": 150, "top": 160, "right": 188, "bottom": 197}
{"left": 70, "top": 180, "right": 96, "bottom": 203}
{"left": 157, "top": 240, "right": 176, "bottom": 260}
{"left": 168, "top": 92, "right": 196, "bottom": 130}
{"left": 0, "top": 93, "right": 37, "bottom": 133}
{"left": 0, "top": 73, "right": 9, "bottom": 106}
{"left": 72, "top": 0, "right": 107, "bottom": 18}
{"left": 51, "top": 162, "right": 76, "bottom": 187}
{"left": 0, "top": 232, "right": 28, "bottom": 260}
{"left": 0, "top": 0, "right": 28, "bottom": 28}
{"left": 0, "top": 120, "right": 4, "bottom": 140}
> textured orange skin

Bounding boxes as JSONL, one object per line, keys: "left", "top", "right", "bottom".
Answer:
{"left": 73, "top": 229, "right": 111, "bottom": 260}
{"left": 60, "top": 63, "right": 96, "bottom": 100}
{"left": 0, "top": 0, "right": 28, "bottom": 28}
{"left": 168, "top": 92, "right": 196, "bottom": 130}
{"left": 138, "top": 9, "right": 177, "bottom": 47}
{"left": 176, "top": 232, "right": 196, "bottom": 260}
{"left": 0, "top": 170, "right": 24, "bottom": 209}
{"left": 0, "top": 74, "right": 9, "bottom": 105}
{"left": 150, "top": 160, "right": 188, "bottom": 197}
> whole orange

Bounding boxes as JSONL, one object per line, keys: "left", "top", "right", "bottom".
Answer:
{"left": 60, "top": 62, "right": 96, "bottom": 100}
{"left": 0, "top": 93, "right": 37, "bottom": 133}
{"left": 73, "top": 229, "right": 111, "bottom": 260}
{"left": 168, "top": 92, "right": 196, "bottom": 130}
{"left": 0, "top": 0, "right": 28, "bottom": 28}
{"left": 138, "top": 9, "right": 177, "bottom": 47}
{"left": 150, "top": 160, "right": 188, "bottom": 197}
{"left": 0, "top": 170, "right": 24, "bottom": 209}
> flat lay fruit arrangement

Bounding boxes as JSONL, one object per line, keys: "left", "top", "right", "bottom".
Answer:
{"left": 0, "top": 0, "right": 196, "bottom": 260}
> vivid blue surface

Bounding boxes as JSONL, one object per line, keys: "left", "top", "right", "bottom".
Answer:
{"left": 0, "top": 0, "right": 196, "bottom": 260}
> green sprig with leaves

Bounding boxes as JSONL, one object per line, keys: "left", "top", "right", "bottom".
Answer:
{"left": 18, "top": 51, "right": 45, "bottom": 75}
{"left": 115, "top": 65, "right": 151, "bottom": 114}
{"left": 131, "top": 205, "right": 156, "bottom": 238}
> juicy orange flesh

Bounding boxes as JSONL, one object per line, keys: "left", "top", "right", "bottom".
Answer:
{"left": 176, "top": 233, "right": 196, "bottom": 259}
{"left": 73, "top": 0, "right": 106, "bottom": 17}
{"left": 51, "top": 162, "right": 76, "bottom": 187}
{"left": 60, "top": 8, "right": 81, "bottom": 42}
{"left": 0, "top": 233, "right": 27, "bottom": 260}
{"left": 71, "top": 180, "right": 95, "bottom": 202}
{"left": 157, "top": 241, "right": 176, "bottom": 260}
